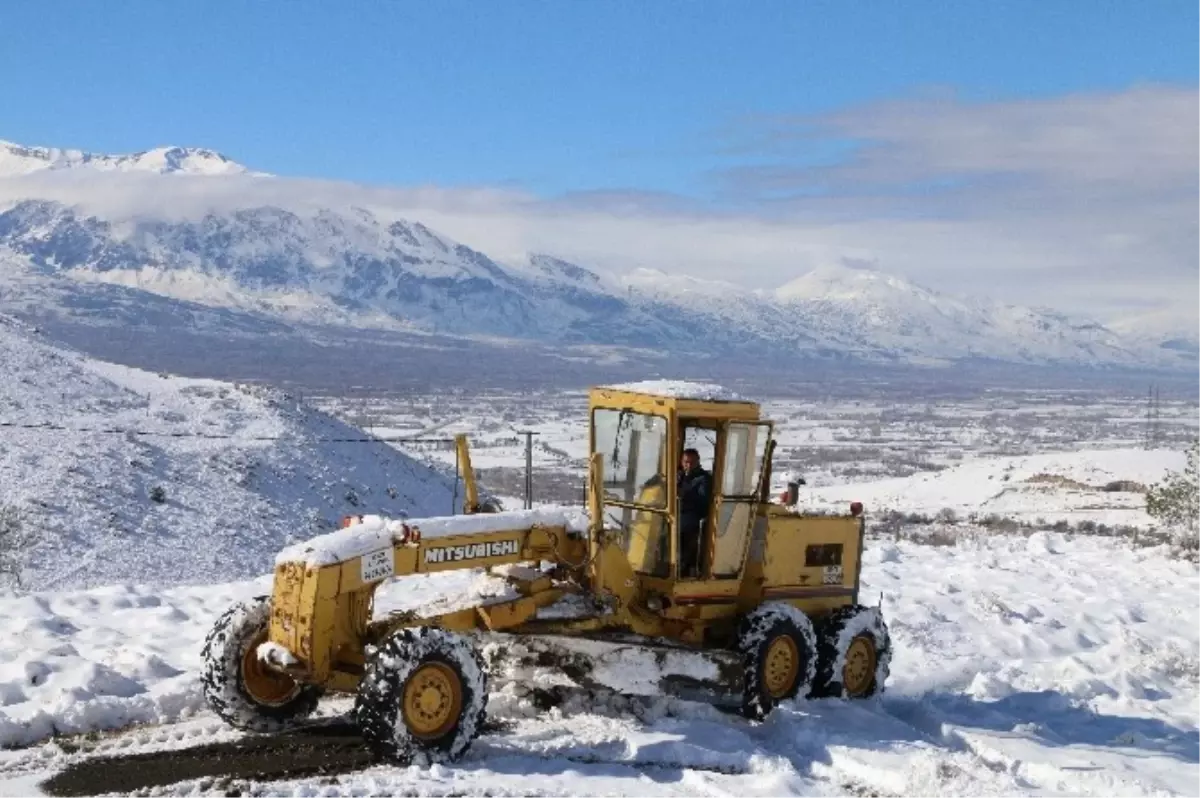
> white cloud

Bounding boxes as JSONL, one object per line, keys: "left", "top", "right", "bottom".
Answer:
{"left": 1, "top": 85, "right": 1195, "bottom": 330}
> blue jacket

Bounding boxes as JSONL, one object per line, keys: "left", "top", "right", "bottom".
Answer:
{"left": 678, "top": 467, "right": 711, "bottom": 519}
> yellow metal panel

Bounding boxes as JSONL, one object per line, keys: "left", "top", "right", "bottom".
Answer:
{"left": 762, "top": 514, "right": 861, "bottom": 590}
{"left": 292, "top": 565, "right": 322, "bottom": 668}
{"left": 477, "top": 590, "right": 562, "bottom": 630}
{"left": 429, "top": 608, "right": 478, "bottom": 631}
{"left": 327, "top": 669, "right": 361, "bottom": 694}
{"left": 269, "top": 562, "right": 307, "bottom": 659}
{"left": 587, "top": 387, "right": 760, "bottom": 423}
{"left": 626, "top": 488, "right": 668, "bottom": 575}
{"left": 588, "top": 389, "right": 674, "bottom": 416}
{"left": 456, "top": 434, "right": 480, "bottom": 513}
{"left": 298, "top": 564, "right": 343, "bottom": 682}
{"left": 512, "top": 574, "right": 553, "bottom": 596}
{"left": 524, "top": 525, "right": 576, "bottom": 561}
{"left": 729, "top": 516, "right": 768, "bottom": 609}
{"left": 672, "top": 579, "right": 740, "bottom": 600}
{"left": 395, "top": 546, "right": 418, "bottom": 576}
{"left": 768, "top": 594, "right": 854, "bottom": 619}
{"left": 593, "top": 540, "right": 639, "bottom": 608}
{"left": 674, "top": 398, "right": 760, "bottom": 421}
{"left": 710, "top": 501, "right": 754, "bottom": 576}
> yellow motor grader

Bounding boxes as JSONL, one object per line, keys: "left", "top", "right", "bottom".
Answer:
{"left": 201, "top": 381, "right": 890, "bottom": 764}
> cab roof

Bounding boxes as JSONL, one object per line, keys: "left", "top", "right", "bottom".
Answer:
{"left": 590, "top": 380, "right": 760, "bottom": 421}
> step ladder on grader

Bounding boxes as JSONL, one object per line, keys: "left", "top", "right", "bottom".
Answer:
{"left": 201, "top": 381, "right": 891, "bottom": 764}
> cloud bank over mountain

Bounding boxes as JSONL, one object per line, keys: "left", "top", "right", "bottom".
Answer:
{"left": 1, "top": 85, "right": 1194, "bottom": 354}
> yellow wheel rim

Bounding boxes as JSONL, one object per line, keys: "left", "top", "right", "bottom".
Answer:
{"left": 241, "top": 631, "right": 301, "bottom": 706}
{"left": 402, "top": 662, "right": 463, "bottom": 739}
{"left": 763, "top": 635, "right": 800, "bottom": 698}
{"left": 843, "top": 635, "right": 877, "bottom": 696}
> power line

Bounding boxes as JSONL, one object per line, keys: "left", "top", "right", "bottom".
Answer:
{"left": 0, "top": 420, "right": 456, "bottom": 444}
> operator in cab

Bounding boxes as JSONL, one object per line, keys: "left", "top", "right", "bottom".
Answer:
{"left": 677, "top": 447, "right": 711, "bottom": 578}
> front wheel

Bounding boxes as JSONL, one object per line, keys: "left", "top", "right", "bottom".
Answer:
{"left": 355, "top": 627, "right": 489, "bottom": 764}
{"left": 200, "top": 596, "right": 323, "bottom": 732}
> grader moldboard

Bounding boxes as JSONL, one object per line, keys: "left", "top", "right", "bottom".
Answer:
{"left": 201, "top": 381, "right": 891, "bottom": 764}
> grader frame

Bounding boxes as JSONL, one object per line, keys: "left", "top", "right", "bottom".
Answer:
{"left": 201, "top": 382, "right": 890, "bottom": 764}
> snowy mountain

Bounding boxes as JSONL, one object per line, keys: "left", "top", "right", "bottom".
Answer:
{"left": 0, "top": 138, "right": 1191, "bottom": 372}
{"left": 623, "top": 263, "right": 1158, "bottom": 367}
{"left": 0, "top": 139, "right": 253, "bottom": 177}
{"left": 1108, "top": 307, "right": 1199, "bottom": 360}
{"left": 768, "top": 264, "right": 1141, "bottom": 366}
{"left": 0, "top": 313, "right": 465, "bottom": 590}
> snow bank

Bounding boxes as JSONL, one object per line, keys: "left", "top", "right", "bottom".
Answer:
{"left": 600, "top": 380, "right": 743, "bottom": 402}
{"left": 0, "top": 578, "right": 269, "bottom": 749}
{"left": 275, "top": 507, "right": 591, "bottom": 567}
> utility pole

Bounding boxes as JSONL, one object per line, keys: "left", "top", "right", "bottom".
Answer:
{"left": 1146, "top": 385, "right": 1154, "bottom": 450}
{"left": 1146, "top": 384, "right": 1164, "bottom": 449}
{"left": 517, "top": 430, "right": 539, "bottom": 509}
{"left": 1152, "top": 385, "right": 1161, "bottom": 448}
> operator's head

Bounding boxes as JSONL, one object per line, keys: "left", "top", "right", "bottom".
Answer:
{"left": 681, "top": 448, "right": 700, "bottom": 471}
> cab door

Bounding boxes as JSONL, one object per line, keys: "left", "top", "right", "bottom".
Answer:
{"left": 709, "top": 421, "right": 772, "bottom": 578}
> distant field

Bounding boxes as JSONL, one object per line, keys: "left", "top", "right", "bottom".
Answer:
{"left": 312, "top": 385, "right": 1199, "bottom": 512}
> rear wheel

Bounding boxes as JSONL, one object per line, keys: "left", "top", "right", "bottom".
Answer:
{"left": 200, "top": 596, "right": 322, "bottom": 732}
{"left": 812, "top": 604, "right": 891, "bottom": 699}
{"left": 736, "top": 602, "right": 817, "bottom": 720}
{"left": 355, "top": 627, "right": 488, "bottom": 764}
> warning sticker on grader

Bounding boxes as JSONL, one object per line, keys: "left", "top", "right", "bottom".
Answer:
{"left": 424, "top": 539, "right": 520, "bottom": 565}
{"left": 823, "top": 565, "right": 843, "bottom": 585}
{"left": 361, "top": 548, "right": 395, "bottom": 584}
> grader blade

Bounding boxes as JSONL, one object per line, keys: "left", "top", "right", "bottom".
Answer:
{"left": 478, "top": 633, "right": 744, "bottom": 709}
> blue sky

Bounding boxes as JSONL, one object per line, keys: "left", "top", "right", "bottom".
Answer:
{"left": 1, "top": 1, "right": 1195, "bottom": 198}
{"left": 1, "top": 2, "right": 1196, "bottom": 322}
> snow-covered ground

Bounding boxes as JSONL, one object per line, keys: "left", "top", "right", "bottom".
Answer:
{"left": 0, "top": 314, "right": 462, "bottom": 590}
{"left": 800, "top": 447, "right": 1188, "bottom": 528}
{"left": 0, "top": 531, "right": 1195, "bottom": 796}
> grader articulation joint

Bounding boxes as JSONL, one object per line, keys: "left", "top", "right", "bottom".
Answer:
{"left": 200, "top": 381, "right": 891, "bottom": 764}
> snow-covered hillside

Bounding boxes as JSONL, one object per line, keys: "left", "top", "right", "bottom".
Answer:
{"left": 0, "top": 314, "right": 462, "bottom": 590}
{"left": 0, "top": 140, "right": 253, "bottom": 177}
{"left": 0, "top": 533, "right": 1195, "bottom": 795}
{"left": 0, "top": 138, "right": 1191, "bottom": 371}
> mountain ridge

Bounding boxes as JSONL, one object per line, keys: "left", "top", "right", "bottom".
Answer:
{"left": 0, "top": 138, "right": 1193, "bottom": 372}
{"left": 0, "top": 139, "right": 255, "bottom": 177}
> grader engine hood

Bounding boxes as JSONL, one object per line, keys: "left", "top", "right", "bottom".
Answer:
{"left": 265, "top": 509, "right": 591, "bottom": 682}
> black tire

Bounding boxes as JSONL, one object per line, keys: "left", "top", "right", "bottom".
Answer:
{"left": 736, "top": 602, "right": 817, "bottom": 720}
{"left": 200, "top": 596, "right": 323, "bottom": 732}
{"left": 355, "top": 626, "right": 489, "bottom": 764}
{"left": 812, "top": 604, "right": 892, "bottom": 699}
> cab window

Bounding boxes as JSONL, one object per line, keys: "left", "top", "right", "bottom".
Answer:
{"left": 592, "top": 408, "right": 668, "bottom": 508}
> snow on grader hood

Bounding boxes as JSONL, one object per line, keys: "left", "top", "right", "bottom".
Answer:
{"left": 200, "top": 381, "right": 891, "bottom": 766}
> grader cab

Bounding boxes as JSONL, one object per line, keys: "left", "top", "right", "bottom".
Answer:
{"left": 200, "top": 381, "right": 891, "bottom": 764}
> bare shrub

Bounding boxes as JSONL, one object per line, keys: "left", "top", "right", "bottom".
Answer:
{"left": 0, "top": 504, "right": 32, "bottom": 590}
